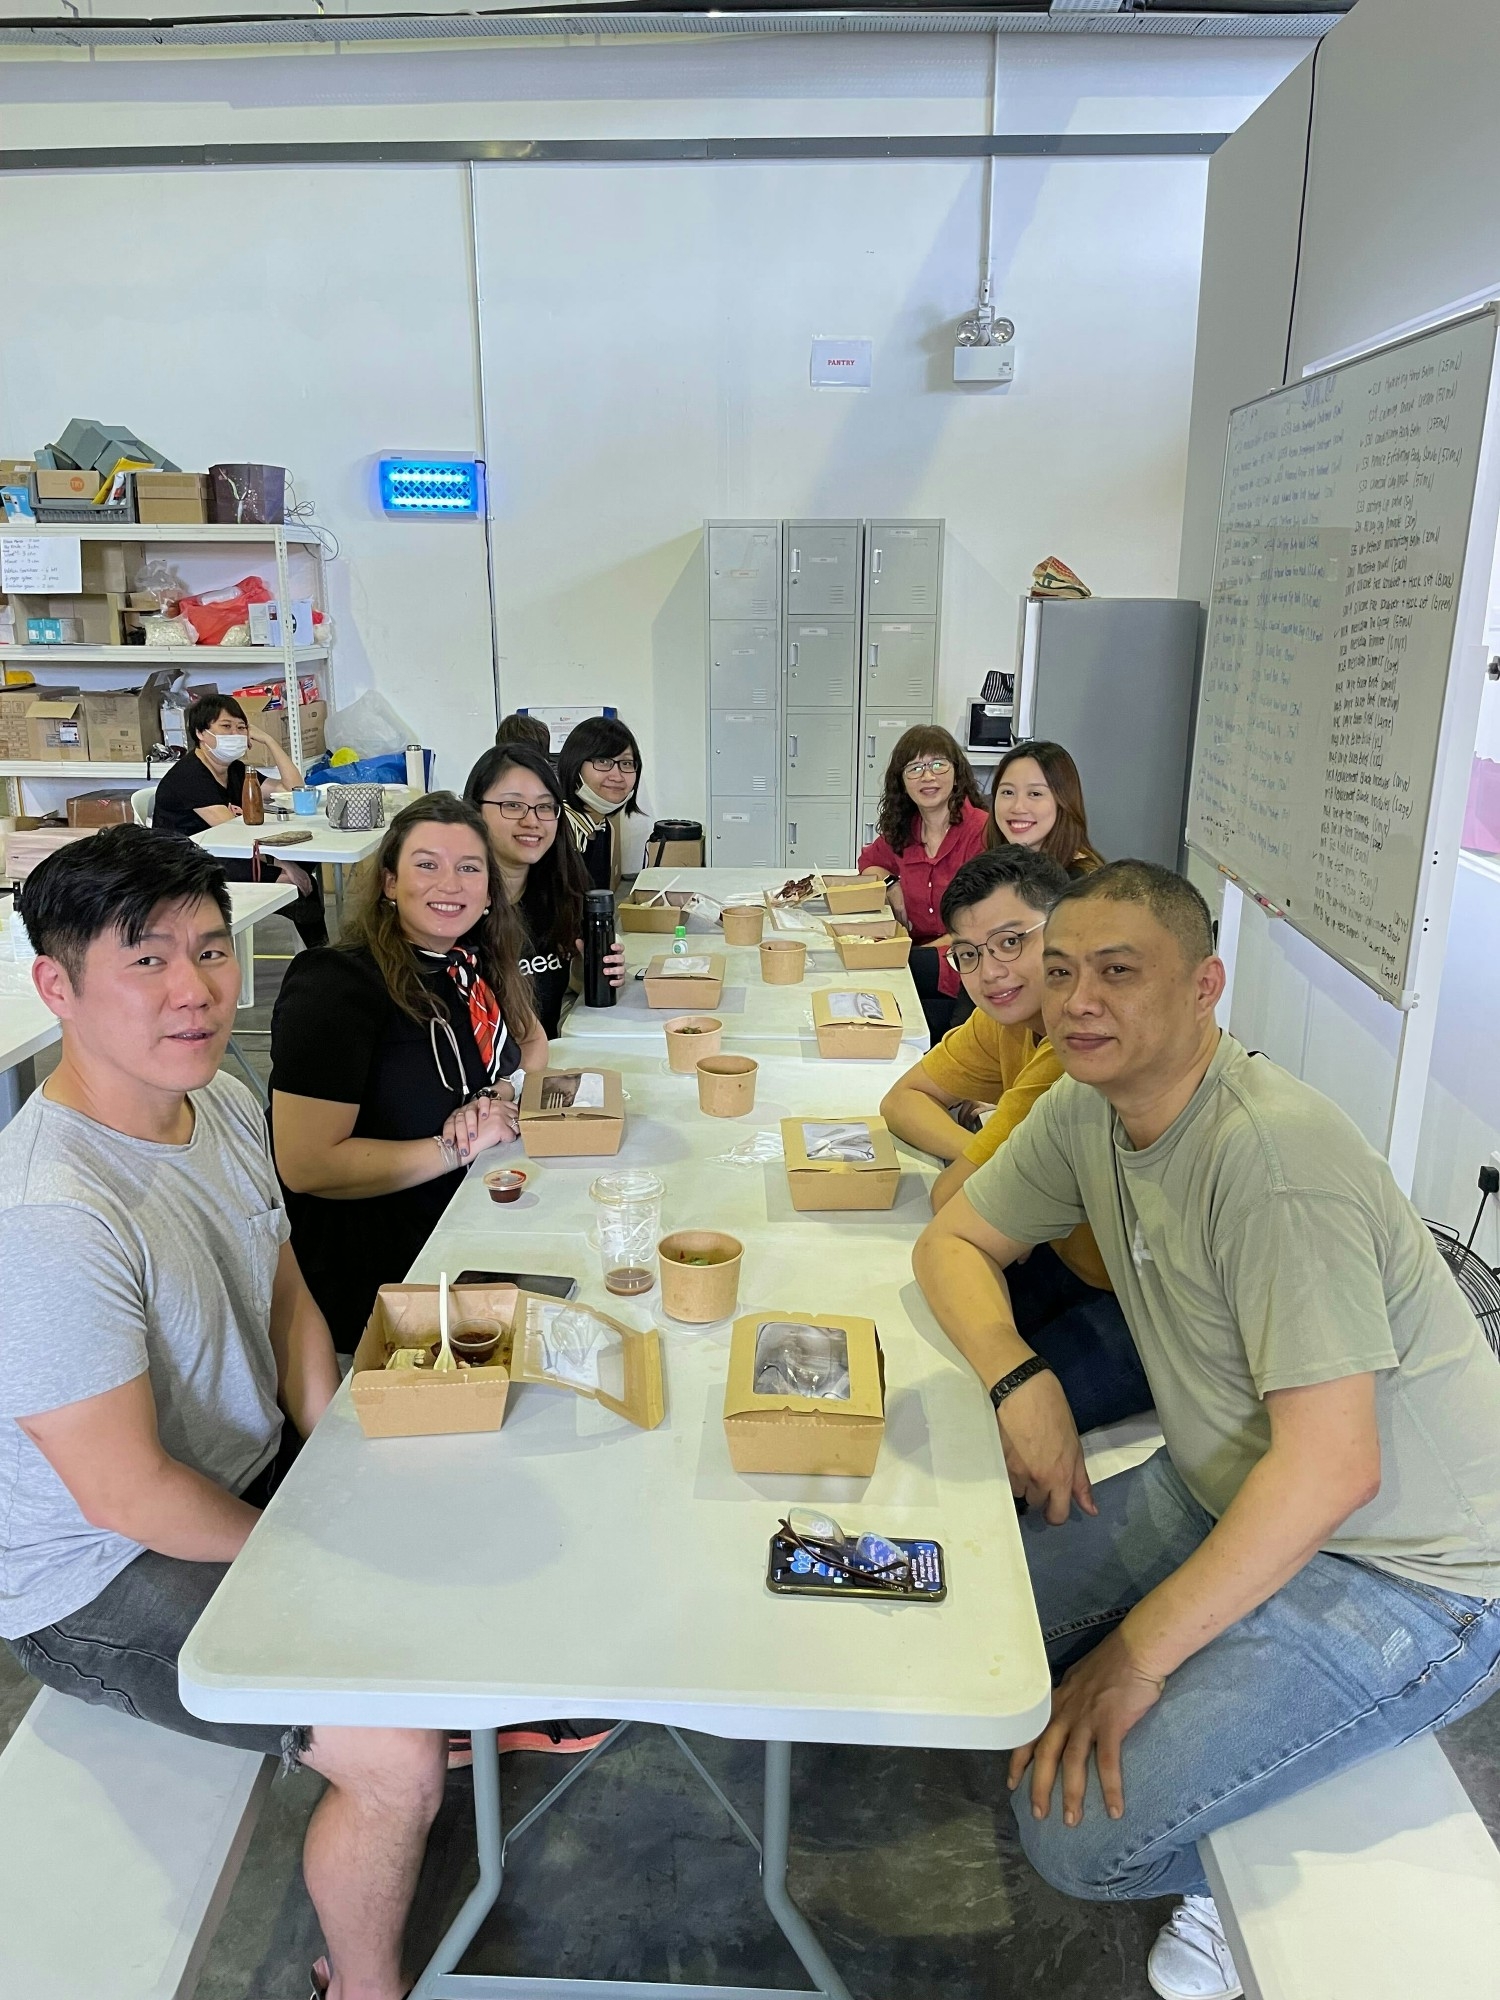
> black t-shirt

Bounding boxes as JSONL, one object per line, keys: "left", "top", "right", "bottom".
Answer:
{"left": 517, "top": 879, "right": 571, "bottom": 1039}
{"left": 152, "top": 751, "right": 246, "bottom": 837}
{"left": 269, "top": 944, "right": 521, "bottom": 1350}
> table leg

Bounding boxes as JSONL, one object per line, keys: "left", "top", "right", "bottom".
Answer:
{"left": 0, "top": 1061, "right": 21, "bottom": 1130}
{"left": 411, "top": 1730, "right": 505, "bottom": 2000}
{"left": 759, "top": 1744, "right": 854, "bottom": 2000}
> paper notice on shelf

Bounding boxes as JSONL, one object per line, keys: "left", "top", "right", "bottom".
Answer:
{"left": 1, "top": 535, "right": 82, "bottom": 595}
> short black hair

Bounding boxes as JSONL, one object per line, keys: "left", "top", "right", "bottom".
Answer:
{"left": 20, "top": 824, "right": 232, "bottom": 983}
{"left": 941, "top": 845, "right": 1071, "bottom": 930}
{"left": 557, "top": 715, "right": 643, "bottom": 816}
{"left": 186, "top": 692, "right": 246, "bottom": 744}
{"left": 1053, "top": 859, "right": 1215, "bottom": 965}
{"left": 495, "top": 711, "right": 553, "bottom": 754}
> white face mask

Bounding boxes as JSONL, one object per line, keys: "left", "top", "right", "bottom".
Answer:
{"left": 577, "top": 780, "right": 627, "bottom": 817}
{"left": 210, "top": 733, "right": 249, "bottom": 763}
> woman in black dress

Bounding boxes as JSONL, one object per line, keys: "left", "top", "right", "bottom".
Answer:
{"left": 269, "top": 793, "right": 546, "bottom": 1351}
{"left": 462, "top": 743, "right": 624, "bottom": 1038}
{"left": 556, "top": 716, "right": 644, "bottom": 892}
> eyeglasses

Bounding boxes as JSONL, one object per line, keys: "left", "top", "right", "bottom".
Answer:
{"left": 586, "top": 756, "right": 638, "bottom": 777}
{"left": 776, "top": 1512, "right": 912, "bottom": 1590}
{"left": 904, "top": 757, "right": 952, "bottom": 779}
{"left": 481, "top": 797, "right": 560, "bottom": 822}
{"left": 944, "top": 917, "right": 1046, "bottom": 975}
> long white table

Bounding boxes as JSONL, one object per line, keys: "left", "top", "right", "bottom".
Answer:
{"left": 191, "top": 813, "right": 385, "bottom": 869}
{"left": 179, "top": 1036, "right": 1049, "bottom": 2000}
{"left": 0, "top": 881, "right": 295, "bottom": 1123}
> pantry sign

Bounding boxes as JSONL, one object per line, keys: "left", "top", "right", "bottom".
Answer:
{"left": 810, "top": 338, "right": 873, "bottom": 390}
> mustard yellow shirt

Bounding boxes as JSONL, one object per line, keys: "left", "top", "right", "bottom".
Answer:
{"left": 921, "top": 1010, "right": 1112, "bottom": 1293}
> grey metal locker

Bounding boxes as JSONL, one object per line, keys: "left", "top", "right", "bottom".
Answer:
{"left": 710, "top": 621, "right": 779, "bottom": 709}
{"left": 785, "top": 521, "right": 862, "bottom": 617}
{"left": 786, "top": 710, "right": 855, "bottom": 797}
{"left": 865, "top": 622, "right": 937, "bottom": 710}
{"left": 860, "top": 710, "right": 927, "bottom": 796}
{"left": 785, "top": 802, "right": 854, "bottom": 867}
{"left": 710, "top": 710, "right": 779, "bottom": 796}
{"left": 865, "top": 520, "right": 942, "bottom": 616}
{"left": 708, "top": 522, "right": 781, "bottom": 622}
{"left": 856, "top": 800, "right": 882, "bottom": 854}
{"left": 786, "top": 619, "right": 857, "bottom": 708}
{"left": 711, "top": 800, "right": 780, "bottom": 867}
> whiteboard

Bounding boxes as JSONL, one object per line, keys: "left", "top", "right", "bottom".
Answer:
{"left": 1186, "top": 307, "right": 1499, "bottom": 1005}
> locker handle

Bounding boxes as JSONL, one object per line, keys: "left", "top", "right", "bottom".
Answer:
{"left": 869, "top": 643, "right": 879, "bottom": 668}
{"left": 790, "top": 548, "right": 801, "bottom": 575}
{"left": 789, "top": 822, "right": 798, "bottom": 844}
{"left": 789, "top": 642, "right": 799, "bottom": 670}
{"left": 789, "top": 733, "right": 799, "bottom": 758}
{"left": 872, "top": 548, "right": 883, "bottom": 577}
{"left": 866, "top": 733, "right": 877, "bottom": 760}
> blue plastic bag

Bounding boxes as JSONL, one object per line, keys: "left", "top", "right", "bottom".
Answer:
{"left": 305, "top": 750, "right": 433, "bottom": 788}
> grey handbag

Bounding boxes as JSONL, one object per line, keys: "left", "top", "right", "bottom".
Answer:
{"left": 323, "top": 784, "right": 386, "bottom": 831}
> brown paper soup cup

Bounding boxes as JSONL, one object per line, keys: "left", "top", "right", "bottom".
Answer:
{"left": 658, "top": 1229, "right": 744, "bottom": 1323}
{"left": 721, "top": 903, "right": 766, "bottom": 946}
{"left": 664, "top": 1015, "right": 723, "bottom": 1073}
{"left": 696, "top": 1055, "right": 758, "bottom": 1116}
{"left": 759, "top": 938, "right": 807, "bottom": 984}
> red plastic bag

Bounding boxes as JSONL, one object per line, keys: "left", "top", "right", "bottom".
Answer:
{"left": 178, "top": 575, "right": 274, "bottom": 648}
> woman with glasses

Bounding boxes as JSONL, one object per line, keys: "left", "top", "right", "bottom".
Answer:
{"left": 986, "top": 740, "right": 1104, "bottom": 876}
{"left": 557, "top": 717, "right": 645, "bottom": 893}
{"left": 857, "top": 724, "right": 988, "bottom": 1042}
{"left": 462, "top": 743, "right": 625, "bottom": 1037}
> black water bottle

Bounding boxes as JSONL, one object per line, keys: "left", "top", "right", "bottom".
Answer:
{"left": 582, "top": 889, "right": 617, "bottom": 1008}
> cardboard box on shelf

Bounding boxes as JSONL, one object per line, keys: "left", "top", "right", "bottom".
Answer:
{"left": 820, "top": 873, "right": 891, "bottom": 917}
{"left": 247, "top": 598, "right": 314, "bottom": 648}
{"left": 78, "top": 544, "right": 135, "bottom": 597}
{"left": 0, "top": 686, "right": 36, "bottom": 755}
{"left": 722, "top": 1311, "right": 885, "bottom": 1477}
{"left": 618, "top": 888, "right": 694, "bottom": 934}
{"left": 642, "top": 952, "right": 725, "bottom": 1009}
{"left": 34, "top": 468, "right": 104, "bottom": 505}
{"left": 349, "top": 1283, "right": 662, "bottom": 1439}
{"left": 780, "top": 1115, "right": 901, "bottom": 1212}
{"left": 66, "top": 790, "right": 135, "bottom": 828}
{"left": 80, "top": 683, "right": 166, "bottom": 762}
{"left": 25, "top": 695, "right": 89, "bottom": 763}
{"left": 24, "top": 618, "right": 84, "bottom": 646}
{"left": 519, "top": 1068, "right": 625, "bottom": 1157}
{"left": 826, "top": 918, "right": 913, "bottom": 972}
{"left": 811, "top": 989, "right": 905, "bottom": 1061}
{"left": 8, "top": 593, "right": 126, "bottom": 647}
{"left": 236, "top": 694, "right": 326, "bottom": 761}
{"left": 134, "top": 472, "right": 209, "bottom": 525}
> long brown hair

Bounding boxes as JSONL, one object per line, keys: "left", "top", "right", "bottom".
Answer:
{"left": 343, "top": 793, "right": 537, "bottom": 1041}
{"left": 876, "top": 725, "right": 985, "bottom": 851}
{"left": 986, "top": 740, "right": 1104, "bottom": 875}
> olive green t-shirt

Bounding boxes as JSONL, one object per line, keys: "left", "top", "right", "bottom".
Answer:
{"left": 965, "top": 1033, "right": 1500, "bottom": 1596}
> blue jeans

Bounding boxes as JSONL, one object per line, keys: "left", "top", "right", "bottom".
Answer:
{"left": 1015, "top": 1450, "right": 1500, "bottom": 1901}
{"left": 1006, "top": 1242, "right": 1153, "bottom": 1434}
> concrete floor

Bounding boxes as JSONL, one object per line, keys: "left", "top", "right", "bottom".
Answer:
{"left": 9, "top": 910, "right": 1500, "bottom": 1998}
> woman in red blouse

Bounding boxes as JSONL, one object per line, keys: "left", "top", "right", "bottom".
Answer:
{"left": 857, "top": 724, "right": 988, "bottom": 1043}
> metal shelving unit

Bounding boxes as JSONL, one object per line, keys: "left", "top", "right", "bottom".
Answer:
{"left": 1, "top": 522, "right": 332, "bottom": 815}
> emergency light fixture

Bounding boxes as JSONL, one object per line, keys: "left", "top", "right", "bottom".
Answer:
{"left": 378, "top": 456, "right": 483, "bottom": 515}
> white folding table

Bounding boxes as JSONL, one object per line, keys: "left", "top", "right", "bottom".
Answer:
{"left": 192, "top": 812, "right": 384, "bottom": 921}
{"left": 179, "top": 1037, "right": 1049, "bottom": 2000}
{"left": 0, "top": 881, "right": 294, "bottom": 1124}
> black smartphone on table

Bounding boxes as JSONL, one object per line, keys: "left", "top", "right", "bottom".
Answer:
{"left": 453, "top": 1270, "right": 578, "bottom": 1299}
{"left": 766, "top": 1529, "right": 946, "bottom": 1601}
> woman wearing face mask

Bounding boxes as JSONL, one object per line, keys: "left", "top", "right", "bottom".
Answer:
{"left": 557, "top": 717, "right": 644, "bottom": 892}
{"left": 986, "top": 740, "right": 1104, "bottom": 877}
{"left": 857, "top": 725, "right": 988, "bottom": 1043}
{"left": 269, "top": 794, "right": 547, "bottom": 1353}
{"left": 151, "top": 692, "right": 328, "bottom": 947}
{"left": 462, "top": 743, "right": 626, "bottom": 1037}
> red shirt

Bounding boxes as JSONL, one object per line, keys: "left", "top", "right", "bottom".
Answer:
{"left": 857, "top": 801, "right": 989, "bottom": 995}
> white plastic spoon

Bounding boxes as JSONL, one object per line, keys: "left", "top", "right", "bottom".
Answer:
{"left": 434, "top": 1268, "right": 458, "bottom": 1373}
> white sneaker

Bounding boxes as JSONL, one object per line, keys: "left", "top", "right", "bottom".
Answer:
{"left": 1147, "top": 1895, "right": 1244, "bottom": 1999}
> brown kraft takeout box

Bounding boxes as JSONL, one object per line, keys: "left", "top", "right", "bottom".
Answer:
{"left": 618, "top": 888, "right": 694, "bottom": 934}
{"left": 826, "top": 918, "right": 912, "bottom": 971}
{"left": 519, "top": 1067, "right": 626, "bottom": 1157}
{"left": 780, "top": 1115, "right": 901, "bottom": 1211}
{"left": 811, "top": 989, "right": 904, "bottom": 1060}
{"left": 819, "top": 873, "right": 891, "bottom": 917}
{"left": 643, "top": 952, "right": 725, "bottom": 1009}
{"left": 350, "top": 1284, "right": 663, "bottom": 1438}
{"left": 722, "top": 1311, "right": 885, "bottom": 1476}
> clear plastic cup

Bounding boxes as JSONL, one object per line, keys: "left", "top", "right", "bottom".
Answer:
{"left": 588, "top": 1170, "right": 665, "bottom": 1297}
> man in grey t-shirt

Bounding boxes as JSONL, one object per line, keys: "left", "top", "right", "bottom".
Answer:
{"left": 913, "top": 861, "right": 1500, "bottom": 2000}
{"left": 1, "top": 827, "right": 445, "bottom": 2000}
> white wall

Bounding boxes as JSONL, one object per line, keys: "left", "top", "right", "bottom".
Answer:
{"left": 1175, "top": 0, "right": 1500, "bottom": 1255}
{"left": 0, "top": 33, "right": 1307, "bottom": 802}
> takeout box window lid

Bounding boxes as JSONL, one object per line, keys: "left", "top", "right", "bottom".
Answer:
{"left": 518, "top": 1068, "right": 625, "bottom": 1157}
{"left": 811, "top": 988, "right": 904, "bottom": 1060}
{"left": 826, "top": 919, "right": 912, "bottom": 971}
{"left": 619, "top": 889, "right": 695, "bottom": 934}
{"left": 722, "top": 1312, "right": 885, "bottom": 1476}
{"left": 642, "top": 952, "right": 725, "bottom": 1009}
{"left": 780, "top": 1116, "right": 901, "bottom": 1211}
{"left": 820, "top": 874, "right": 891, "bottom": 916}
{"left": 350, "top": 1285, "right": 663, "bottom": 1438}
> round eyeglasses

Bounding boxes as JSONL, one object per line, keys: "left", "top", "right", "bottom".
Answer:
{"left": 944, "top": 917, "right": 1046, "bottom": 975}
{"left": 481, "top": 797, "right": 561, "bottom": 822}
{"left": 585, "top": 756, "right": 638, "bottom": 777}
{"left": 903, "top": 757, "right": 952, "bottom": 779}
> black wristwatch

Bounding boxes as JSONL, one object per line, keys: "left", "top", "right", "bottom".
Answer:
{"left": 989, "top": 1356, "right": 1052, "bottom": 1411}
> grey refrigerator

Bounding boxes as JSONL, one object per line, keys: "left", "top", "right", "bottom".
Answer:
{"left": 1011, "top": 595, "right": 1200, "bottom": 868}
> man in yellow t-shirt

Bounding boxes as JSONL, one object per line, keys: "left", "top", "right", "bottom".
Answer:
{"left": 887, "top": 849, "right": 1151, "bottom": 1435}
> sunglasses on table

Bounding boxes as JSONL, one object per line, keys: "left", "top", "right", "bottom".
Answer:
{"left": 481, "top": 797, "right": 561, "bottom": 822}
{"left": 944, "top": 917, "right": 1046, "bottom": 975}
{"left": 585, "top": 756, "right": 639, "bottom": 776}
{"left": 776, "top": 1513, "right": 913, "bottom": 1590}
{"left": 903, "top": 757, "right": 952, "bottom": 778}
